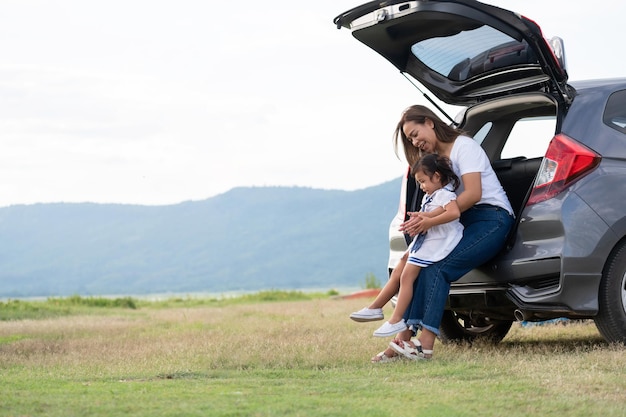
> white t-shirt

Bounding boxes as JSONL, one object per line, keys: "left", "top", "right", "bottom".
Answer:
{"left": 449, "top": 135, "right": 514, "bottom": 216}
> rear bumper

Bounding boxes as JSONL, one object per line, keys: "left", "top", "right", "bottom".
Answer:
{"left": 446, "top": 270, "right": 601, "bottom": 321}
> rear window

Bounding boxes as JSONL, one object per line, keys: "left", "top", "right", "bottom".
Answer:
{"left": 411, "top": 25, "right": 537, "bottom": 81}
{"left": 603, "top": 90, "right": 626, "bottom": 134}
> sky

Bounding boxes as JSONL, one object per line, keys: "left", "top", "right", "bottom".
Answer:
{"left": 1, "top": 0, "right": 624, "bottom": 207}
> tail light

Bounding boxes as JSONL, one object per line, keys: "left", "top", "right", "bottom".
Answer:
{"left": 527, "top": 134, "right": 601, "bottom": 205}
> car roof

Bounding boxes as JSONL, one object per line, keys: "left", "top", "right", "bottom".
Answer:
{"left": 570, "top": 78, "right": 626, "bottom": 90}
{"left": 334, "top": 0, "right": 571, "bottom": 106}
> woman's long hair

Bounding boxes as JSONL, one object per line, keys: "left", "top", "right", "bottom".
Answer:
{"left": 393, "top": 105, "right": 464, "bottom": 167}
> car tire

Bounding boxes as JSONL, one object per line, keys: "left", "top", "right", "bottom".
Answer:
{"left": 594, "top": 240, "right": 626, "bottom": 344}
{"left": 439, "top": 310, "right": 513, "bottom": 344}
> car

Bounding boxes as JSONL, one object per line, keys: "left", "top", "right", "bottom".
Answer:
{"left": 334, "top": 0, "right": 626, "bottom": 344}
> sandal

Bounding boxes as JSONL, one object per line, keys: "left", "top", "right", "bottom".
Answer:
{"left": 389, "top": 338, "right": 433, "bottom": 360}
{"left": 371, "top": 350, "right": 402, "bottom": 363}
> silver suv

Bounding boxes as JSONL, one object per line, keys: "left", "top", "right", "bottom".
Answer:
{"left": 334, "top": 0, "right": 626, "bottom": 344}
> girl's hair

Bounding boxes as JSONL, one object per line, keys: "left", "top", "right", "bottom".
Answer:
{"left": 411, "top": 154, "right": 460, "bottom": 191}
{"left": 393, "top": 105, "right": 464, "bottom": 167}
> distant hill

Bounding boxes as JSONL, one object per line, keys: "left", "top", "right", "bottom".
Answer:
{"left": 0, "top": 179, "right": 402, "bottom": 297}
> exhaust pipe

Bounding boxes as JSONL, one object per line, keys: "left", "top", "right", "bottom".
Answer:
{"left": 514, "top": 309, "right": 529, "bottom": 321}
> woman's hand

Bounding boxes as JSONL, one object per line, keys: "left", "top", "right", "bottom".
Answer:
{"left": 399, "top": 212, "right": 432, "bottom": 236}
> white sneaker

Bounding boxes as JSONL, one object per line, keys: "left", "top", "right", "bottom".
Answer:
{"left": 373, "top": 319, "right": 407, "bottom": 337}
{"left": 349, "top": 307, "right": 384, "bottom": 322}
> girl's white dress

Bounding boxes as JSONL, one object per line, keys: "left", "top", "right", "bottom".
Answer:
{"left": 407, "top": 184, "right": 464, "bottom": 267}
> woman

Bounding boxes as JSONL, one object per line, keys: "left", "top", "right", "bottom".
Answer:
{"left": 371, "top": 105, "right": 514, "bottom": 363}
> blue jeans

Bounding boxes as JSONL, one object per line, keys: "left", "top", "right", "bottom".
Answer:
{"left": 402, "top": 204, "right": 514, "bottom": 335}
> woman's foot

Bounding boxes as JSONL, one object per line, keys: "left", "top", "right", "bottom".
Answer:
{"left": 372, "top": 319, "right": 407, "bottom": 337}
{"left": 389, "top": 338, "right": 433, "bottom": 360}
{"left": 371, "top": 348, "right": 402, "bottom": 363}
{"left": 350, "top": 307, "right": 384, "bottom": 322}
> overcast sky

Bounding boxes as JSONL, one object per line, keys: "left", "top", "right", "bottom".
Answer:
{"left": 1, "top": 0, "right": 624, "bottom": 207}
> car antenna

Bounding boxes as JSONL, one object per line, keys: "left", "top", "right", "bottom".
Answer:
{"left": 402, "top": 73, "right": 458, "bottom": 127}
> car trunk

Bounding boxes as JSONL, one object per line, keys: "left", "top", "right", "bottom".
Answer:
{"left": 460, "top": 93, "right": 557, "bottom": 221}
{"left": 405, "top": 93, "right": 557, "bottom": 226}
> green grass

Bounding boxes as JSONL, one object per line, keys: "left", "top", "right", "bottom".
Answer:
{"left": 0, "top": 291, "right": 328, "bottom": 320}
{"left": 0, "top": 296, "right": 137, "bottom": 321}
{"left": 0, "top": 292, "right": 624, "bottom": 417}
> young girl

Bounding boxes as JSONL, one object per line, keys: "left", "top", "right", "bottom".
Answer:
{"left": 350, "top": 154, "right": 464, "bottom": 337}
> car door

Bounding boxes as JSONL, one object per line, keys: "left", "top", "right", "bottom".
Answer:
{"left": 334, "top": 0, "right": 572, "bottom": 106}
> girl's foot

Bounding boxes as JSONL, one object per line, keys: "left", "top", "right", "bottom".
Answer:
{"left": 350, "top": 307, "right": 384, "bottom": 322}
{"left": 372, "top": 319, "right": 407, "bottom": 337}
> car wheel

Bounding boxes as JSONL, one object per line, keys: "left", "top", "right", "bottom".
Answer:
{"left": 439, "top": 310, "right": 513, "bottom": 344}
{"left": 594, "top": 241, "right": 626, "bottom": 344}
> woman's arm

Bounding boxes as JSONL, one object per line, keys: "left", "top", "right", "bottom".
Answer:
{"left": 455, "top": 172, "right": 482, "bottom": 212}
{"left": 403, "top": 197, "right": 461, "bottom": 235}
{"left": 418, "top": 206, "right": 444, "bottom": 218}
{"left": 413, "top": 200, "right": 461, "bottom": 233}
{"left": 401, "top": 172, "right": 482, "bottom": 236}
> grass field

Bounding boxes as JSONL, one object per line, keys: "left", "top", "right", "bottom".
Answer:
{"left": 1, "top": 293, "right": 624, "bottom": 417}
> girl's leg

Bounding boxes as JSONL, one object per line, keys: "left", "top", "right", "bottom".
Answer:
{"left": 388, "top": 263, "right": 421, "bottom": 323}
{"left": 368, "top": 252, "right": 407, "bottom": 309}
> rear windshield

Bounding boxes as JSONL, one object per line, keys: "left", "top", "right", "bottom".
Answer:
{"left": 411, "top": 25, "right": 537, "bottom": 81}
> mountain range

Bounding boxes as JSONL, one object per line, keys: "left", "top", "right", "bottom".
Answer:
{"left": 0, "top": 179, "right": 402, "bottom": 298}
